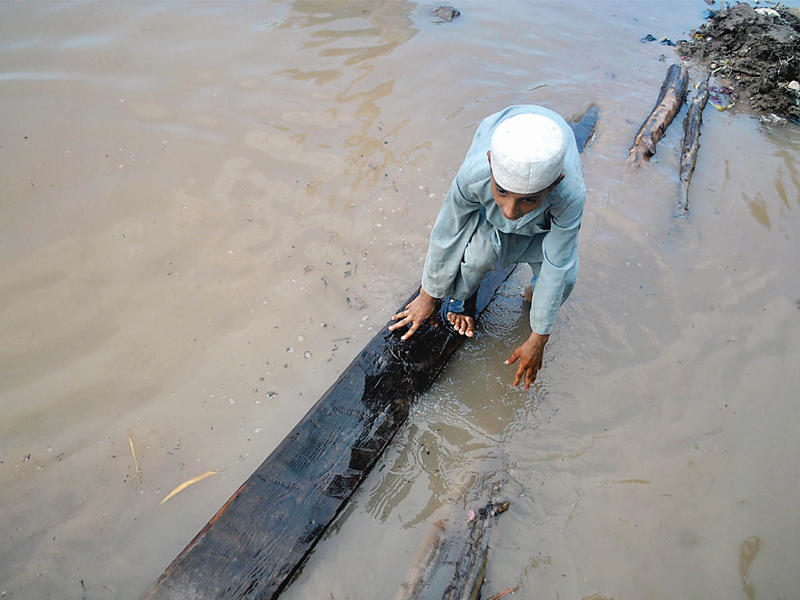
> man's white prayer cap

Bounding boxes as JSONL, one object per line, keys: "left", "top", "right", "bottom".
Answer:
{"left": 490, "top": 114, "right": 567, "bottom": 194}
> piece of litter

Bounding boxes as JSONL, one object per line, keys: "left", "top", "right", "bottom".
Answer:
{"left": 127, "top": 429, "right": 142, "bottom": 484}
{"left": 755, "top": 7, "right": 779, "bottom": 17}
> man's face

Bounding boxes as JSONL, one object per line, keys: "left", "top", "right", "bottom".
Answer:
{"left": 488, "top": 151, "right": 563, "bottom": 221}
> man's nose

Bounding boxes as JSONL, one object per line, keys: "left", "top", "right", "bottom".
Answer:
{"left": 502, "top": 204, "right": 519, "bottom": 220}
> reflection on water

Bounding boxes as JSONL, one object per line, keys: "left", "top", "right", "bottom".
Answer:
{"left": 1, "top": 1, "right": 800, "bottom": 599}
{"left": 281, "top": 0, "right": 418, "bottom": 67}
{"left": 743, "top": 192, "right": 771, "bottom": 229}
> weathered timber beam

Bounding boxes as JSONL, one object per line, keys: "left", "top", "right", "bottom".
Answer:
{"left": 677, "top": 73, "right": 711, "bottom": 217}
{"left": 626, "top": 64, "right": 689, "bottom": 170}
{"left": 141, "top": 107, "right": 598, "bottom": 600}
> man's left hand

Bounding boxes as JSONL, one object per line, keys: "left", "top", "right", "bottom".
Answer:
{"left": 505, "top": 331, "right": 550, "bottom": 390}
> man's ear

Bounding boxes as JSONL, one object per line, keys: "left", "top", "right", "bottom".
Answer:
{"left": 548, "top": 173, "right": 565, "bottom": 191}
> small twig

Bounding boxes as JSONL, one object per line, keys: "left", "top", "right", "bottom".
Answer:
{"left": 486, "top": 585, "right": 521, "bottom": 600}
{"left": 729, "top": 66, "right": 760, "bottom": 77}
{"left": 161, "top": 470, "right": 219, "bottom": 504}
{"left": 127, "top": 428, "right": 142, "bottom": 485}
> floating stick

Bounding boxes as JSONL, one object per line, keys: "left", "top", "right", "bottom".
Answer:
{"left": 486, "top": 585, "right": 521, "bottom": 600}
{"left": 161, "top": 470, "right": 219, "bottom": 505}
{"left": 127, "top": 428, "right": 142, "bottom": 485}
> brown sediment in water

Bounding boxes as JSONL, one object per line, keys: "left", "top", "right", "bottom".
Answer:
{"left": 678, "top": 3, "right": 800, "bottom": 121}
{"left": 3, "top": 3, "right": 800, "bottom": 599}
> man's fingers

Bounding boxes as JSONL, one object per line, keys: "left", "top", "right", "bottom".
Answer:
{"left": 401, "top": 321, "right": 420, "bottom": 341}
{"left": 515, "top": 362, "right": 528, "bottom": 388}
{"left": 389, "top": 313, "right": 412, "bottom": 332}
{"left": 508, "top": 352, "right": 525, "bottom": 388}
{"left": 525, "top": 365, "right": 533, "bottom": 391}
{"left": 390, "top": 310, "right": 410, "bottom": 329}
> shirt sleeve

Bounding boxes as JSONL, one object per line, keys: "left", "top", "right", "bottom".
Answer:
{"left": 421, "top": 174, "right": 482, "bottom": 299}
{"left": 528, "top": 165, "right": 585, "bottom": 335}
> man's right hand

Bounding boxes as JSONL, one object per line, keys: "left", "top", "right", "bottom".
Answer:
{"left": 389, "top": 288, "right": 438, "bottom": 341}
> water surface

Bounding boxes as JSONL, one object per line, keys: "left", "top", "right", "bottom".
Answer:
{"left": 1, "top": 2, "right": 799, "bottom": 599}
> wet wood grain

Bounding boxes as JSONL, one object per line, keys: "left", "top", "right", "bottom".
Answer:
{"left": 627, "top": 64, "right": 689, "bottom": 170}
{"left": 441, "top": 501, "right": 509, "bottom": 600}
{"left": 677, "top": 72, "right": 711, "bottom": 216}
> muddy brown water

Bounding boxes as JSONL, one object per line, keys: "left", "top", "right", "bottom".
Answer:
{"left": 1, "top": 2, "right": 799, "bottom": 599}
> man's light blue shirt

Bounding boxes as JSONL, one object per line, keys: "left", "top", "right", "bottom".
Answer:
{"left": 421, "top": 105, "right": 586, "bottom": 335}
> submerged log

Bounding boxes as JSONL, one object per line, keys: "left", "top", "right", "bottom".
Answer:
{"left": 394, "top": 519, "right": 448, "bottom": 600}
{"left": 395, "top": 501, "right": 510, "bottom": 600}
{"left": 141, "top": 107, "right": 598, "bottom": 600}
{"left": 571, "top": 104, "right": 599, "bottom": 154}
{"left": 626, "top": 64, "right": 689, "bottom": 170}
{"left": 441, "top": 501, "right": 510, "bottom": 600}
{"left": 677, "top": 73, "right": 711, "bottom": 217}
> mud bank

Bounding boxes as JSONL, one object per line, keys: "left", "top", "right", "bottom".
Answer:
{"left": 678, "top": 2, "right": 800, "bottom": 121}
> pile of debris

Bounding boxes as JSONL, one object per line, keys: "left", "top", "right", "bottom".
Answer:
{"left": 677, "top": 2, "right": 800, "bottom": 122}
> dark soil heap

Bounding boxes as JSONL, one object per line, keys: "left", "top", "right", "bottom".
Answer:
{"left": 678, "top": 3, "right": 800, "bottom": 121}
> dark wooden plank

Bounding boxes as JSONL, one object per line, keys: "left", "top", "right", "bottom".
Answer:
{"left": 142, "top": 108, "right": 598, "bottom": 600}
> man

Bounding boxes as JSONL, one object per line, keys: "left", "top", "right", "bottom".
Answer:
{"left": 389, "top": 105, "right": 586, "bottom": 390}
